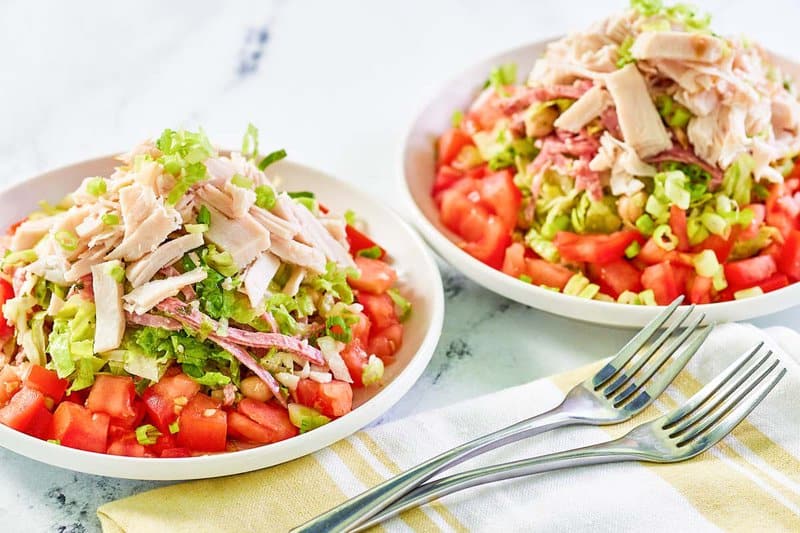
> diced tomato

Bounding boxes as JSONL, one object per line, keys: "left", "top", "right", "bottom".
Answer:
{"left": 766, "top": 183, "right": 799, "bottom": 238}
{"left": 348, "top": 257, "right": 398, "bottom": 295}
{"left": 641, "top": 262, "right": 681, "bottom": 305}
{"left": 160, "top": 447, "right": 192, "bottom": 458}
{"left": 457, "top": 202, "right": 493, "bottom": 243}
{"left": 0, "top": 366, "right": 21, "bottom": 407}
{"left": 758, "top": 273, "right": 790, "bottom": 293}
{"left": 554, "top": 230, "right": 642, "bottom": 265}
{"left": 669, "top": 206, "right": 690, "bottom": 252}
{"left": 461, "top": 215, "right": 511, "bottom": 269}
{"left": 107, "top": 433, "right": 148, "bottom": 457}
{"left": 638, "top": 238, "right": 670, "bottom": 265}
{"left": 671, "top": 263, "right": 692, "bottom": 294}
{"left": 63, "top": 388, "right": 89, "bottom": 405}
{"left": 524, "top": 259, "right": 574, "bottom": 290}
{"left": 142, "top": 373, "right": 201, "bottom": 433}
{"left": 147, "top": 433, "right": 177, "bottom": 455}
{"left": 357, "top": 292, "right": 398, "bottom": 331}
{"left": 687, "top": 274, "right": 713, "bottom": 304}
{"left": 724, "top": 255, "right": 777, "bottom": 291}
{"left": 52, "top": 402, "right": 110, "bottom": 453}
{"left": 368, "top": 323, "right": 403, "bottom": 359}
{"left": 341, "top": 340, "right": 370, "bottom": 387}
{"left": 777, "top": 230, "right": 800, "bottom": 281}
{"left": 176, "top": 394, "right": 227, "bottom": 452}
{"left": 433, "top": 165, "right": 465, "bottom": 195}
{"left": 437, "top": 128, "right": 474, "bottom": 168}
{"left": 479, "top": 170, "right": 520, "bottom": 231}
{"left": 692, "top": 234, "right": 734, "bottom": 263}
{"left": 438, "top": 179, "right": 481, "bottom": 232}
{"left": 296, "top": 379, "right": 353, "bottom": 418}
{"left": 0, "top": 279, "right": 14, "bottom": 340}
{"left": 86, "top": 375, "right": 136, "bottom": 419}
{"left": 234, "top": 399, "right": 297, "bottom": 443}
{"left": 24, "top": 404, "right": 54, "bottom": 440}
{"left": 350, "top": 312, "right": 371, "bottom": 347}
{"left": 0, "top": 386, "right": 46, "bottom": 432}
{"left": 23, "top": 365, "right": 68, "bottom": 403}
{"left": 466, "top": 87, "right": 514, "bottom": 131}
{"left": 588, "top": 260, "right": 643, "bottom": 298}
{"left": 501, "top": 242, "right": 527, "bottom": 279}
{"left": 110, "top": 400, "right": 146, "bottom": 430}
{"left": 345, "top": 224, "right": 386, "bottom": 260}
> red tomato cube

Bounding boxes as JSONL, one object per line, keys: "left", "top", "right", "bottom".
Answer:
{"left": 177, "top": 394, "right": 227, "bottom": 452}
{"left": 296, "top": 379, "right": 353, "bottom": 418}
{"left": 348, "top": 257, "right": 398, "bottom": 295}
{"left": 23, "top": 365, "right": 68, "bottom": 403}
{"left": 86, "top": 375, "right": 137, "bottom": 419}
{"left": 52, "top": 402, "right": 110, "bottom": 453}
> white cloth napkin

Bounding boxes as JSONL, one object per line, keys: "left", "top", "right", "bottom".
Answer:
{"left": 98, "top": 323, "right": 800, "bottom": 532}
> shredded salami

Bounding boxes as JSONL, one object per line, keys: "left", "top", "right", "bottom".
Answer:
{"left": 500, "top": 80, "right": 594, "bottom": 115}
{"left": 125, "top": 311, "right": 182, "bottom": 331}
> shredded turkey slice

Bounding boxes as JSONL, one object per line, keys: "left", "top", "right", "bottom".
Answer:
{"left": 270, "top": 236, "right": 326, "bottom": 274}
{"left": 553, "top": 85, "right": 610, "bottom": 132}
{"left": 223, "top": 180, "right": 256, "bottom": 218}
{"left": 122, "top": 267, "right": 207, "bottom": 315}
{"left": 108, "top": 185, "right": 181, "bottom": 261}
{"left": 196, "top": 185, "right": 237, "bottom": 218}
{"left": 204, "top": 205, "right": 270, "bottom": 269}
{"left": 250, "top": 205, "right": 299, "bottom": 240}
{"left": 126, "top": 232, "right": 204, "bottom": 288}
{"left": 10, "top": 217, "right": 53, "bottom": 251}
{"left": 285, "top": 199, "right": 355, "bottom": 268}
{"left": 605, "top": 64, "right": 672, "bottom": 158}
{"left": 91, "top": 260, "right": 126, "bottom": 353}
{"left": 282, "top": 266, "right": 306, "bottom": 297}
{"left": 631, "top": 31, "right": 726, "bottom": 64}
{"left": 243, "top": 252, "right": 281, "bottom": 309}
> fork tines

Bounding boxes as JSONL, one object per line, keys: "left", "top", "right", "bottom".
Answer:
{"left": 591, "top": 297, "right": 711, "bottom": 411}
{"left": 659, "top": 343, "right": 787, "bottom": 450}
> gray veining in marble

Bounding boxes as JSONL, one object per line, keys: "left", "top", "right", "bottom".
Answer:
{"left": 1, "top": 0, "right": 799, "bottom": 531}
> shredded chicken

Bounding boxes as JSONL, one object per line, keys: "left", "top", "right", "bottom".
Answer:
{"left": 91, "top": 261, "right": 125, "bottom": 353}
{"left": 553, "top": 85, "right": 611, "bottom": 132}
{"left": 122, "top": 267, "right": 207, "bottom": 315}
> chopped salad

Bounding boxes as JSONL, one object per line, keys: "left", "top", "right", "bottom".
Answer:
{"left": 434, "top": 0, "right": 800, "bottom": 305}
{"left": 0, "top": 126, "right": 410, "bottom": 457}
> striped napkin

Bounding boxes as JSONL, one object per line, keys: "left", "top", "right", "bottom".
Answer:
{"left": 97, "top": 323, "right": 800, "bottom": 532}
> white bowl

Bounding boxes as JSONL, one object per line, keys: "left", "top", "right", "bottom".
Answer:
{"left": 400, "top": 39, "right": 800, "bottom": 328}
{"left": 0, "top": 156, "right": 444, "bottom": 479}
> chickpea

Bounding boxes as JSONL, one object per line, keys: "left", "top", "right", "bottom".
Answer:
{"left": 240, "top": 376, "right": 273, "bottom": 402}
{"left": 617, "top": 191, "right": 646, "bottom": 227}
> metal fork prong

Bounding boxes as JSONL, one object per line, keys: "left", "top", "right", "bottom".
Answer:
{"left": 677, "top": 358, "right": 782, "bottom": 448}
{"left": 603, "top": 304, "right": 695, "bottom": 398}
{"left": 592, "top": 296, "right": 684, "bottom": 389}
{"left": 684, "top": 368, "right": 787, "bottom": 452}
{"left": 662, "top": 342, "right": 765, "bottom": 428}
{"left": 613, "top": 317, "right": 709, "bottom": 407}
{"left": 668, "top": 349, "right": 772, "bottom": 438}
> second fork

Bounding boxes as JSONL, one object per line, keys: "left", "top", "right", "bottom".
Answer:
{"left": 293, "top": 297, "right": 711, "bottom": 533}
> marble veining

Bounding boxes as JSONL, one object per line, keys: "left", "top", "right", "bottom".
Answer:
{"left": 1, "top": 0, "right": 799, "bottom": 531}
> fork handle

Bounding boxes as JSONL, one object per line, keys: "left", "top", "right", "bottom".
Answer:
{"left": 291, "top": 407, "right": 575, "bottom": 532}
{"left": 353, "top": 437, "right": 641, "bottom": 532}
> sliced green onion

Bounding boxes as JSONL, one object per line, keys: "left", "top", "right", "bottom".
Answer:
{"left": 197, "top": 205, "right": 211, "bottom": 225}
{"left": 712, "top": 268, "right": 728, "bottom": 291}
{"left": 578, "top": 283, "right": 600, "bottom": 299}
{"left": 101, "top": 213, "right": 119, "bottom": 226}
{"left": 241, "top": 123, "right": 259, "bottom": 160}
{"left": 617, "top": 291, "right": 641, "bottom": 305}
{"left": 451, "top": 110, "right": 464, "bottom": 128}
{"left": 563, "top": 274, "right": 590, "bottom": 296}
{"left": 135, "top": 424, "right": 162, "bottom": 446}
{"left": 231, "top": 174, "right": 253, "bottom": 189}
{"left": 687, "top": 216, "right": 709, "bottom": 246}
{"left": 653, "top": 224, "right": 678, "bottom": 251}
{"left": 106, "top": 263, "right": 125, "bottom": 283}
{"left": 258, "top": 149, "right": 287, "bottom": 171}
{"left": 387, "top": 288, "right": 412, "bottom": 322}
{"left": 594, "top": 293, "right": 615, "bottom": 302}
{"left": 86, "top": 177, "right": 107, "bottom": 197}
{"left": 185, "top": 223, "right": 208, "bottom": 234}
{"left": 616, "top": 36, "right": 635, "bottom": 68}
{"left": 624, "top": 241, "right": 641, "bottom": 259}
{"left": 519, "top": 274, "right": 533, "bottom": 284}
{"left": 635, "top": 214, "right": 656, "bottom": 236}
{"left": 357, "top": 246, "right": 382, "bottom": 259}
{"left": 288, "top": 191, "right": 315, "bottom": 199}
{"left": 168, "top": 421, "right": 180, "bottom": 434}
{"left": 693, "top": 249, "right": 720, "bottom": 278}
{"left": 645, "top": 195, "right": 668, "bottom": 220}
{"left": 55, "top": 230, "right": 79, "bottom": 251}
{"left": 325, "top": 315, "right": 352, "bottom": 343}
{"left": 288, "top": 403, "right": 331, "bottom": 433}
{"left": 255, "top": 185, "right": 277, "bottom": 210}
{"left": 663, "top": 171, "right": 691, "bottom": 209}
{"left": 344, "top": 209, "right": 357, "bottom": 226}
{"left": 734, "top": 287, "right": 764, "bottom": 300}
{"left": 47, "top": 439, "right": 61, "bottom": 445}
{"left": 2, "top": 249, "right": 37, "bottom": 267}
{"left": 295, "top": 197, "right": 317, "bottom": 213}
{"left": 639, "top": 289, "right": 657, "bottom": 306}
{"left": 701, "top": 212, "right": 727, "bottom": 236}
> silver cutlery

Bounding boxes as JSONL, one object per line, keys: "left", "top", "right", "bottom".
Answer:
{"left": 356, "top": 342, "right": 786, "bottom": 530}
{"left": 294, "top": 296, "right": 710, "bottom": 532}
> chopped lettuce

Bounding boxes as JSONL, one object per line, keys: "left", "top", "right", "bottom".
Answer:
{"left": 571, "top": 193, "right": 622, "bottom": 234}
{"left": 617, "top": 36, "right": 636, "bottom": 68}
{"left": 722, "top": 154, "right": 755, "bottom": 207}
{"left": 387, "top": 288, "right": 412, "bottom": 322}
{"left": 156, "top": 128, "right": 214, "bottom": 205}
{"left": 485, "top": 63, "right": 517, "bottom": 95}
{"left": 361, "top": 355, "right": 384, "bottom": 387}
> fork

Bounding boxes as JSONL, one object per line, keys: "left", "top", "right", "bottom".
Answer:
{"left": 294, "top": 297, "right": 711, "bottom": 532}
{"left": 356, "top": 342, "right": 786, "bottom": 531}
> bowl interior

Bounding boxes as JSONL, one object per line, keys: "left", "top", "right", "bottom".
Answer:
{"left": 0, "top": 156, "right": 444, "bottom": 479}
{"left": 401, "top": 40, "right": 800, "bottom": 327}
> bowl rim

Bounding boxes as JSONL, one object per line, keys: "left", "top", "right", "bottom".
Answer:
{"left": 396, "top": 37, "right": 800, "bottom": 324}
{"left": 0, "top": 153, "right": 445, "bottom": 479}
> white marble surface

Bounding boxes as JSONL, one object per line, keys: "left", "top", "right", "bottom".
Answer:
{"left": 1, "top": 0, "right": 800, "bottom": 531}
